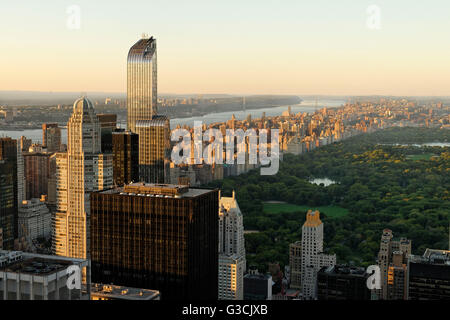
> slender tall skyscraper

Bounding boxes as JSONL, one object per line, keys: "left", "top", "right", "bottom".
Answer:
{"left": 127, "top": 36, "right": 157, "bottom": 133}
{"left": 127, "top": 36, "right": 170, "bottom": 183}
{"left": 53, "top": 98, "right": 113, "bottom": 259}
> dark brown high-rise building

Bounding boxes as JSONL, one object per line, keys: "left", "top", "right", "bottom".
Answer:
{"left": 97, "top": 114, "right": 117, "bottom": 153}
{"left": 42, "top": 123, "right": 61, "bottom": 153}
{"left": 317, "top": 265, "right": 371, "bottom": 300}
{"left": 23, "top": 151, "right": 51, "bottom": 199}
{"left": 0, "top": 138, "right": 18, "bottom": 249}
{"left": 408, "top": 249, "right": 450, "bottom": 300}
{"left": 90, "top": 183, "right": 219, "bottom": 300}
{"left": 112, "top": 129, "right": 139, "bottom": 186}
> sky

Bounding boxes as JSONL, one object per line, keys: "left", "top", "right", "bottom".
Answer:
{"left": 1, "top": 0, "right": 450, "bottom": 96}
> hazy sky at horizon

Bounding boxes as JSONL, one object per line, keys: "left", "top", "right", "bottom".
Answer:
{"left": 2, "top": 0, "right": 450, "bottom": 96}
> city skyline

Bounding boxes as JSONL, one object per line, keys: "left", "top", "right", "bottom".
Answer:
{"left": 2, "top": 1, "right": 450, "bottom": 96}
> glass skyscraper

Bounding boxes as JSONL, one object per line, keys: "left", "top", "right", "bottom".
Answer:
{"left": 90, "top": 183, "right": 219, "bottom": 300}
{"left": 127, "top": 36, "right": 170, "bottom": 183}
{"left": 127, "top": 36, "right": 157, "bottom": 133}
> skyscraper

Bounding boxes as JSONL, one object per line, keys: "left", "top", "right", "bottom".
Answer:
{"left": 408, "top": 249, "right": 450, "bottom": 300}
{"left": 53, "top": 98, "right": 113, "bottom": 259}
{"left": 300, "top": 210, "right": 336, "bottom": 300}
{"left": 218, "top": 191, "right": 246, "bottom": 300}
{"left": 16, "top": 143, "right": 25, "bottom": 205}
{"left": 127, "top": 36, "right": 157, "bottom": 133}
{"left": 127, "top": 36, "right": 170, "bottom": 184}
{"left": 317, "top": 265, "right": 371, "bottom": 300}
{"left": 377, "top": 229, "right": 411, "bottom": 300}
{"left": 135, "top": 116, "right": 170, "bottom": 183}
{"left": 97, "top": 114, "right": 117, "bottom": 154}
{"left": 90, "top": 182, "right": 219, "bottom": 300}
{"left": 112, "top": 129, "right": 139, "bottom": 186}
{"left": 42, "top": 123, "right": 61, "bottom": 153}
{"left": 23, "top": 151, "right": 51, "bottom": 199}
{"left": 0, "top": 138, "right": 18, "bottom": 250}
{"left": 289, "top": 241, "right": 302, "bottom": 289}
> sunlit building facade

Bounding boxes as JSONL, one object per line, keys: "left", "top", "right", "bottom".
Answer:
{"left": 218, "top": 191, "right": 246, "bottom": 300}
{"left": 53, "top": 98, "right": 113, "bottom": 260}
{"left": 127, "top": 36, "right": 157, "bottom": 133}
{"left": 300, "top": 210, "right": 336, "bottom": 300}
{"left": 135, "top": 116, "right": 170, "bottom": 183}
{"left": 42, "top": 123, "right": 61, "bottom": 153}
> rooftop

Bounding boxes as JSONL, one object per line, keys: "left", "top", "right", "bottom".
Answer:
{"left": 410, "top": 248, "right": 450, "bottom": 265}
{"left": 97, "top": 182, "right": 215, "bottom": 199}
{"left": 319, "top": 265, "right": 367, "bottom": 276}
{"left": 0, "top": 251, "right": 72, "bottom": 275}
{"left": 91, "top": 283, "right": 160, "bottom": 300}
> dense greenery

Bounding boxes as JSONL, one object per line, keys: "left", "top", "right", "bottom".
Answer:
{"left": 207, "top": 127, "right": 450, "bottom": 272}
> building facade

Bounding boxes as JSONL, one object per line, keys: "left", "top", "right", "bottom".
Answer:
{"left": 0, "top": 138, "right": 18, "bottom": 250}
{"left": 377, "top": 229, "right": 411, "bottom": 300}
{"left": 135, "top": 116, "right": 170, "bottom": 184}
{"left": 90, "top": 183, "right": 218, "bottom": 300}
{"left": 300, "top": 210, "right": 336, "bottom": 299}
{"left": 289, "top": 241, "right": 302, "bottom": 289}
{"left": 53, "top": 98, "right": 113, "bottom": 260}
{"left": 23, "top": 151, "right": 51, "bottom": 200}
{"left": 112, "top": 129, "right": 139, "bottom": 186}
{"left": 317, "top": 265, "right": 371, "bottom": 300}
{"left": 218, "top": 191, "right": 246, "bottom": 300}
{"left": 243, "top": 269, "right": 272, "bottom": 300}
{"left": 97, "top": 114, "right": 117, "bottom": 153}
{"left": 408, "top": 249, "right": 450, "bottom": 300}
{"left": 42, "top": 123, "right": 61, "bottom": 153}
{"left": 18, "top": 199, "right": 51, "bottom": 246}
{"left": 127, "top": 36, "right": 157, "bottom": 133}
{"left": 0, "top": 250, "right": 90, "bottom": 300}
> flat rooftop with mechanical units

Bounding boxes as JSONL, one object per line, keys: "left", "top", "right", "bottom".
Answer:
{"left": 97, "top": 182, "right": 216, "bottom": 199}
{"left": 91, "top": 283, "right": 160, "bottom": 300}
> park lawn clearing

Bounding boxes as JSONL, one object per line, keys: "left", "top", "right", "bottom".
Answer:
{"left": 263, "top": 202, "right": 349, "bottom": 218}
{"left": 406, "top": 153, "right": 435, "bottom": 161}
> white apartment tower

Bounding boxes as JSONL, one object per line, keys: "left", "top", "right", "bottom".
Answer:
{"left": 218, "top": 191, "right": 246, "bottom": 300}
{"left": 300, "top": 210, "right": 336, "bottom": 300}
{"left": 53, "top": 98, "right": 113, "bottom": 260}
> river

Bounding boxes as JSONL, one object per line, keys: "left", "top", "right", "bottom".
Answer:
{"left": 0, "top": 98, "right": 346, "bottom": 144}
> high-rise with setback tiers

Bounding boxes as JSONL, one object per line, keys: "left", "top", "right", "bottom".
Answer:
{"left": 53, "top": 98, "right": 113, "bottom": 259}
{"left": 218, "top": 191, "right": 246, "bottom": 300}
{"left": 300, "top": 210, "right": 336, "bottom": 300}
